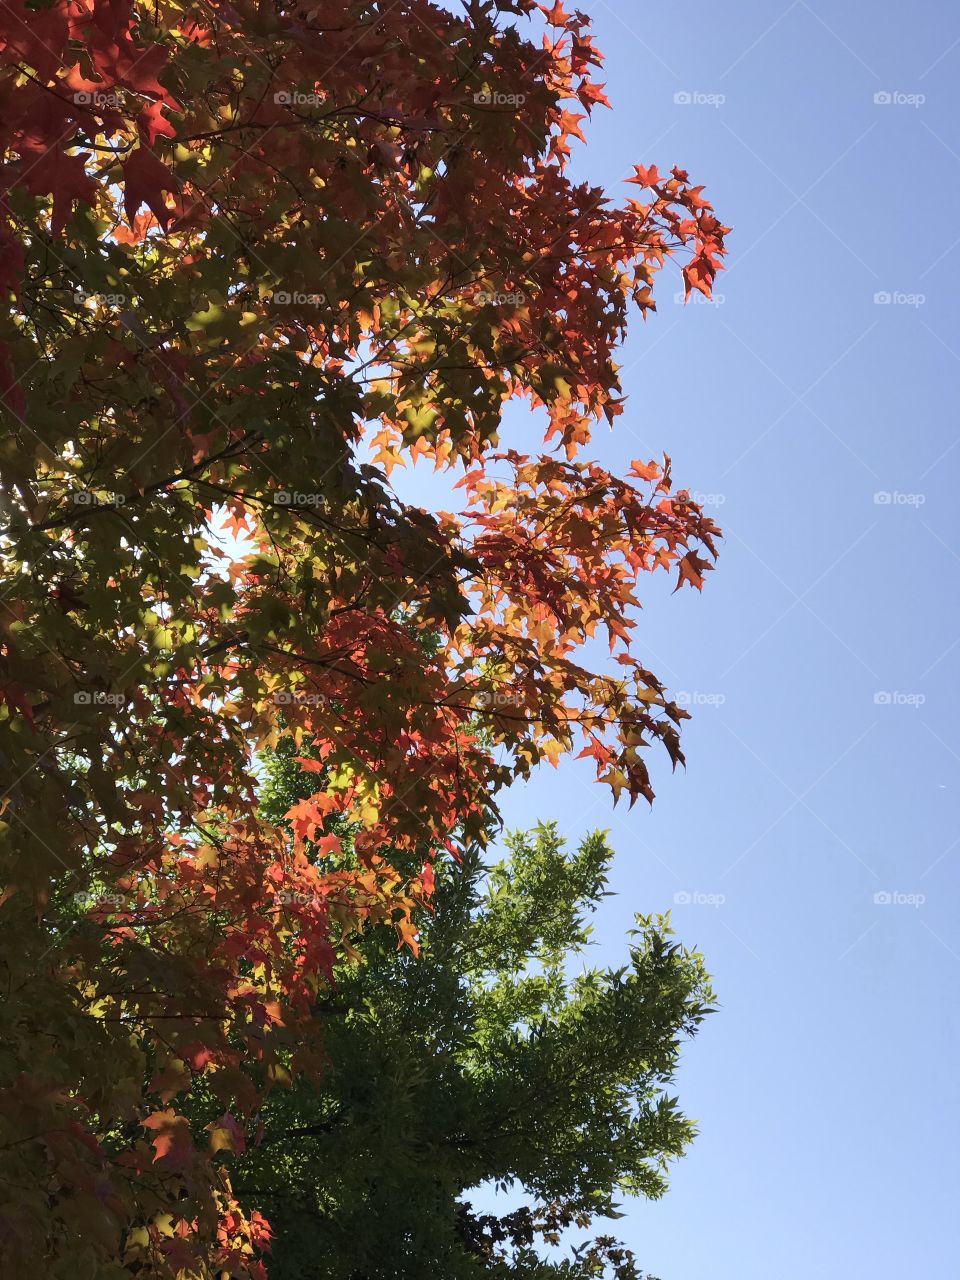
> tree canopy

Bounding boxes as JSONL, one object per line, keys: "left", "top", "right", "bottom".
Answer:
{"left": 229, "top": 749, "right": 714, "bottom": 1279}
{"left": 0, "top": 0, "right": 727, "bottom": 1273}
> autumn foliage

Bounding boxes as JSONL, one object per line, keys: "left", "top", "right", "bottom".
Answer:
{"left": 0, "top": 0, "right": 727, "bottom": 1273}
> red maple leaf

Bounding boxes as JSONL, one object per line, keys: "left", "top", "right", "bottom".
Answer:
{"left": 675, "top": 551, "right": 713, "bottom": 592}
{"left": 20, "top": 145, "right": 97, "bottom": 236}
{"left": 142, "top": 1108, "right": 194, "bottom": 1171}
{"left": 541, "top": 1, "right": 571, "bottom": 25}
{"left": 122, "top": 145, "right": 179, "bottom": 228}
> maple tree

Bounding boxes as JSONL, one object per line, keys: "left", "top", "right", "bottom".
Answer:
{"left": 0, "top": 0, "right": 727, "bottom": 1273}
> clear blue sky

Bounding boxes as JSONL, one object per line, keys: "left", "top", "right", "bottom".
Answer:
{"left": 399, "top": 1, "right": 960, "bottom": 1274}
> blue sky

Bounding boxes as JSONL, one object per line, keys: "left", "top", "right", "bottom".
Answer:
{"left": 398, "top": 1, "right": 960, "bottom": 1274}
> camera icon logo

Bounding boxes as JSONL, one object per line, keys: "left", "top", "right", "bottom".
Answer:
{"left": 874, "top": 91, "right": 892, "bottom": 105}
{"left": 674, "top": 90, "right": 692, "bottom": 105}
{"left": 673, "top": 890, "right": 692, "bottom": 905}
{"left": 473, "top": 90, "right": 492, "bottom": 105}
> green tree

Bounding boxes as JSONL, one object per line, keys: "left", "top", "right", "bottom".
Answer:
{"left": 223, "top": 747, "right": 714, "bottom": 1278}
